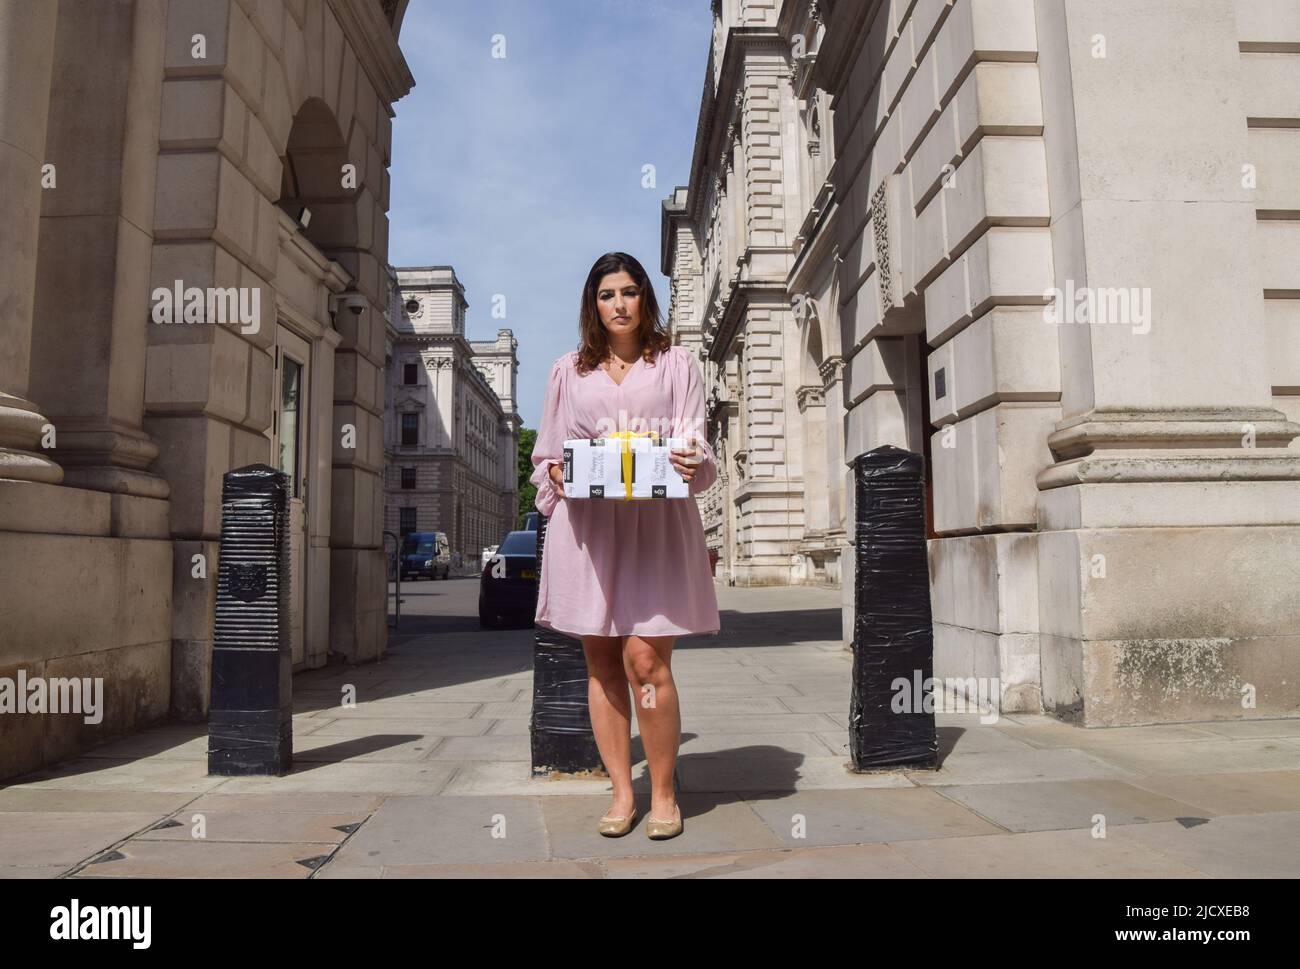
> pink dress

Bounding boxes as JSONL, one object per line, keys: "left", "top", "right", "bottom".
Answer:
{"left": 530, "top": 344, "right": 721, "bottom": 638}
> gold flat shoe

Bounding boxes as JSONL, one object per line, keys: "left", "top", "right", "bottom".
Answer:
{"left": 597, "top": 806, "right": 637, "bottom": 837}
{"left": 645, "top": 804, "right": 683, "bottom": 840}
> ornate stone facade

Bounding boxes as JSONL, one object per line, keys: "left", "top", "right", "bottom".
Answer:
{"left": 669, "top": 0, "right": 1300, "bottom": 727}
{"left": 662, "top": 0, "right": 848, "bottom": 589}
{"left": 383, "top": 267, "right": 520, "bottom": 572}
{"left": 0, "top": 0, "right": 414, "bottom": 781}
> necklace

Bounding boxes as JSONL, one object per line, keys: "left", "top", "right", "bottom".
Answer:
{"left": 606, "top": 351, "right": 638, "bottom": 372}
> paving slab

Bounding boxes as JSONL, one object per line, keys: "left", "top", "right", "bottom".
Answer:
{"left": 601, "top": 843, "right": 925, "bottom": 879}
{"left": 1082, "top": 739, "right": 1300, "bottom": 776}
{"left": 906, "top": 748, "right": 1140, "bottom": 786}
{"left": 931, "top": 779, "right": 1213, "bottom": 833}
{"left": 1109, "top": 812, "right": 1300, "bottom": 878}
{"left": 679, "top": 713, "right": 844, "bottom": 735}
{"left": 421, "top": 734, "right": 535, "bottom": 761}
{"left": 329, "top": 795, "right": 549, "bottom": 866}
{"left": 891, "top": 827, "right": 1209, "bottom": 878}
{"left": 439, "top": 761, "right": 624, "bottom": 796}
{"left": 778, "top": 696, "right": 850, "bottom": 714}
{"left": 993, "top": 717, "right": 1228, "bottom": 747}
{"left": 79, "top": 730, "right": 209, "bottom": 762}
{"left": 292, "top": 732, "right": 442, "bottom": 763}
{"left": 472, "top": 701, "right": 540, "bottom": 718}
{"left": 134, "top": 810, "right": 366, "bottom": 844}
{"left": 367, "top": 686, "right": 527, "bottom": 703}
{"left": 678, "top": 731, "right": 842, "bottom": 758}
{"left": 0, "top": 866, "right": 68, "bottom": 879}
{"left": 10, "top": 758, "right": 229, "bottom": 794}
{"left": 69, "top": 840, "right": 337, "bottom": 878}
{"left": 184, "top": 792, "right": 385, "bottom": 815}
{"left": 936, "top": 726, "right": 1038, "bottom": 756}
{"left": 1123, "top": 771, "right": 1300, "bottom": 816}
{"left": 325, "top": 702, "right": 485, "bottom": 720}
{"left": 677, "top": 754, "right": 915, "bottom": 792}
{"left": 540, "top": 793, "right": 782, "bottom": 859}
{"left": 304, "top": 717, "right": 494, "bottom": 738}
{"left": 1189, "top": 719, "right": 1300, "bottom": 740}
{"left": 0, "top": 789, "right": 196, "bottom": 814}
{"left": 362, "top": 860, "right": 602, "bottom": 878}
{"left": 741, "top": 787, "right": 1004, "bottom": 847}
{"left": 683, "top": 683, "right": 809, "bottom": 698}
{"left": 0, "top": 812, "right": 161, "bottom": 867}
{"left": 212, "top": 762, "right": 457, "bottom": 796}
{"left": 314, "top": 863, "right": 384, "bottom": 878}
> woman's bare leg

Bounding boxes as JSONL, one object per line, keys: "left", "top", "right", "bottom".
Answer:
{"left": 581, "top": 634, "right": 635, "bottom": 817}
{"left": 623, "top": 634, "right": 680, "bottom": 820}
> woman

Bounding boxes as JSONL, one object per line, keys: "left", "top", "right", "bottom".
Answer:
{"left": 530, "top": 251, "right": 721, "bottom": 841}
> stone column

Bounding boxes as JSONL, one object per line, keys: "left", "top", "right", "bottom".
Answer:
{"left": 1035, "top": 0, "right": 1300, "bottom": 724}
{"left": 27, "top": 0, "right": 169, "bottom": 500}
{"left": 0, "top": 0, "right": 63, "bottom": 485}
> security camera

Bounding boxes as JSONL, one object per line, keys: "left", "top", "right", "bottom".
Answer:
{"left": 330, "top": 293, "right": 368, "bottom": 318}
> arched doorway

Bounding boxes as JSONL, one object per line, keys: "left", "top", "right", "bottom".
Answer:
{"left": 271, "top": 98, "right": 363, "bottom": 669}
{"left": 795, "top": 296, "right": 831, "bottom": 583}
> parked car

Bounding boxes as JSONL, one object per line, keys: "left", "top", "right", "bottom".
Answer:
{"left": 523, "top": 511, "right": 539, "bottom": 531}
{"left": 478, "top": 530, "right": 539, "bottom": 629}
{"left": 400, "top": 531, "right": 451, "bottom": 580}
{"left": 480, "top": 545, "right": 499, "bottom": 570}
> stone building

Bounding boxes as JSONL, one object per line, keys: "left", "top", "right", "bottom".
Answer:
{"left": 0, "top": 0, "right": 414, "bottom": 781}
{"left": 665, "top": 0, "right": 1300, "bottom": 726}
{"left": 663, "top": 0, "right": 849, "bottom": 591}
{"left": 382, "top": 267, "right": 521, "bottom": 572}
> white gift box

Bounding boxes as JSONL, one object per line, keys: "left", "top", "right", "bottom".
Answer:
{"left": 630, "top": 436, "right": 690, "bottom": 498}
{"left": 562, "top": 438, "right": 628, "bottom": 498}
{"left": 561, "top": 435, "right": 691, "bottom": 499}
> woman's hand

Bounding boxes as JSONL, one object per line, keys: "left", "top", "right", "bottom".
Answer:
{"left": 670, "top": 436, "right": 704, "bottom": 485}
{"left": 547, "top": 462, "right": 566, "bottom": 497}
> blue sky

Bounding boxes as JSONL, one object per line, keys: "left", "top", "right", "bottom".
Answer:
{"left": 388, "top": 0, "right": 714, "bottom": 430}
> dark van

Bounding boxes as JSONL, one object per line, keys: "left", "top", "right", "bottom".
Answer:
{"left": 400, "top": 531, "right": 451, "bottom": 580}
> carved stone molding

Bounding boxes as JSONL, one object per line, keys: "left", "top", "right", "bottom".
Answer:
{"left": 796, "top": 384, "right": 824, "bottom": 412}
{"left": 870, "top": 180, "right": 894, "bottom": 312}
{"left": 818, "top": 354, "right": 844, "bottom": 386}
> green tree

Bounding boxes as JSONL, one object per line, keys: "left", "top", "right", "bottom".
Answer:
{"left": 517, "top": 426, "right": 537, "bottom": 526}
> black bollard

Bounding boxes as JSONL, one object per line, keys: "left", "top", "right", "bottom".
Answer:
{"left": 530, "top": 512, "right": 603, "bottom": 776}
{"left": 848, "top": 446, "right": 938, "bottom": 770}
{"left": 208, "top": 464, "right": 293, "bottom": 775}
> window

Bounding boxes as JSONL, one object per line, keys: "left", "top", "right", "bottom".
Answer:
{"left": 403, "top": 363, "right": 417, "bottom": 385}
{"left": 400, "top": 508, "right": 417, "bottom": 536}
{"left": 401, "top": 467, "right": 416, "bottom": 489}
{"left": 498, "top": 531, "right": 537, "bottom": 556}
{"left": 277, "top": 356, "right": 302, "bottom": 498}
{"left": 401, "top": 413, "right": 418, "bottom": 447}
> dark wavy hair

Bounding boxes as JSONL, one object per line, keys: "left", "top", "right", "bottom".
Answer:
{"left": 574, "top": 251, "right": 673, "bottom": 375}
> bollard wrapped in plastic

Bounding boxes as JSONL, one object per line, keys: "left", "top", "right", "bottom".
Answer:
{"left": 530, "top": 512, "right": 603, "bottom": 775}
{"left": 848, "top": 446, "right": 938, "bottom": 770}
{"left": 208, "top": 464, "right": 293, "bottom": 776}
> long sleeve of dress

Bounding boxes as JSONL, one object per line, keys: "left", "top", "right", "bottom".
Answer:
{"left": 674, "top": 347, "right": 719, "bottom": 497}
{"left": 530, "top": 355, "right": 567, "bottom": 517}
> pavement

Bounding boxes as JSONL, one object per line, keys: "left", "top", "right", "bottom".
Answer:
{"left": 2, "top": 579, "right": 1300, "bottom": 878}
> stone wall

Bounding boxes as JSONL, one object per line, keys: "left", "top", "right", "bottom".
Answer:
{"left": 0, "top": 0, "right": 413, "bottom": 781}
{"left": 815, "top": 0, "right": 1300, "bottom": 725}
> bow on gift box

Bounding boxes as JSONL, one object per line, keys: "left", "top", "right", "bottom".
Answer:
{"left": 606, "top": 430, "right": 658, "bottom": 500}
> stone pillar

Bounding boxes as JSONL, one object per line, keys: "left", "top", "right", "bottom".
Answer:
{"left": 1035, "top": 0, "right": 1300, "bottom": 724}
{"left": 28, "top": 0, "right": 169, "bottom": 500}
{"left": 0, "top": 0, "right": 63, "bottom": 485}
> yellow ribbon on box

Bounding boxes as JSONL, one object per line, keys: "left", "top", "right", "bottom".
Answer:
{"left": 606, "top": 430, "right": 659, "bottom": 501}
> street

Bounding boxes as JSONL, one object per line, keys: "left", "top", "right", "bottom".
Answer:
{"left": 1, "top": 577, "right": 1299, "bottom": 878}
